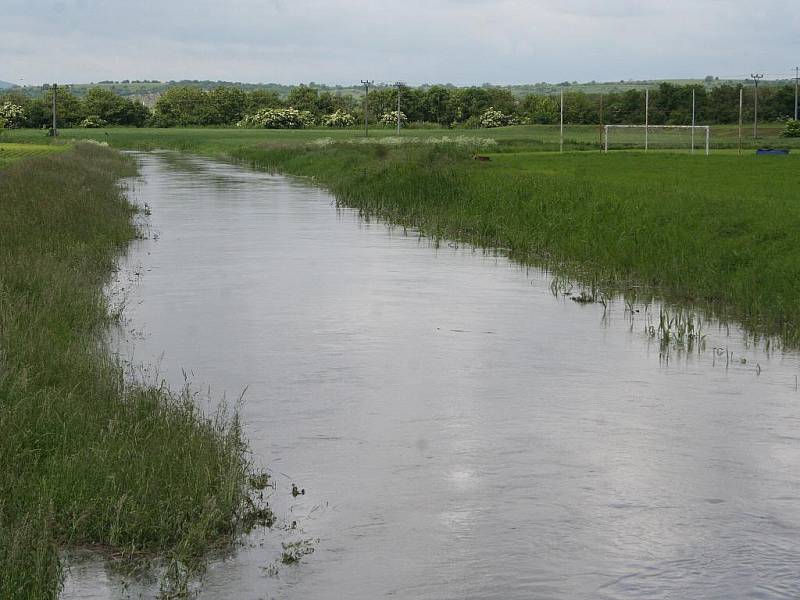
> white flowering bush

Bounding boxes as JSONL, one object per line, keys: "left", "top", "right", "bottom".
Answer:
{"left": 0, "top": 102, "right": 26, "bottom": 128}
{"left": 380, "top": 111, "right": 408, "bottom": 127}
{"left": 323, "top": 110, "right": 356, "bottom": 128}
{"left": 479, "top": 107, "right": 513, "bottom": 128}
{"left": 238, "top": 107, "right": 315, "bottom": 129}
{"left": 80, "top": 115, "right": 108, "bottom": 128}
{"left": 311, "top": 135, "right": 498, "bottom": 148}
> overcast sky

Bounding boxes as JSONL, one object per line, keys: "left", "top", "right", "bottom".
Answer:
{"left": 3, "top": 0, "right": 798, "bottom": 86}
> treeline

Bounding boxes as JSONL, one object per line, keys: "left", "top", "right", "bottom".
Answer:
{"left": 1, "top": 82, "right": 796, "bottom": 128}
{"left": 0, "top": 87, "right": 150, "bottom": 127}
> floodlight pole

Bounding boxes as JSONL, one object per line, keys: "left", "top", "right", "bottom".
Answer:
{"left": 751, "top": 73, "right": 763, "bottom": 138}
{"left": 360, "top": 80, "right": 373, "bottom": 138}
{"left": 644, "top": 88, "right": 649, "bottom": 152}
{"left": 794, "top": 66, "right": 799, "bottom": 121}
{"left": 691, "top": 88, "right": 696, "bottom": 154}
{"left": 559, "top": 89, "right": 564, "bottom": 153}
{"left": 394, "top": 81, "right": 404, "bottom": 136}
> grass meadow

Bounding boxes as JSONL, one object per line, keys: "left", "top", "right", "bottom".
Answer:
{"left": 0, "top": 142, "right": 67, "bottom": 169}
{"left": 4, "top": 122, "right": 800, "bottom": 154}
{"left": 0, "top": 144, "right": 254, "bottom": 598}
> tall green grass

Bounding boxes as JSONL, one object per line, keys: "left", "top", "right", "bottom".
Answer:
{"left": 232, "top": 142, "right": 800, "bottom": 345}
{"left": 0, "top": 144, "right": 251, "bottom": 598}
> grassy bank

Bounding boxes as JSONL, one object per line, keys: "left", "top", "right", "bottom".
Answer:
{"left": 0, "top": 144, "right": 252, "bottom": 598}
{"left": 231, "top": 142, "right": 800, "bottom": 344}
{"left": 6, "top": 127, "right": 799, "bottom": 343}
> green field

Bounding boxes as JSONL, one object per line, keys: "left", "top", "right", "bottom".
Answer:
{"left": 4, "top": 123, "right": 798, "bottom": 154}
{"left": 0, "top": 142, "right": 67, "bottom": 169}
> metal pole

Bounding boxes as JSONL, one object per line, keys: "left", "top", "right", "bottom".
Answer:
{"left": 645, "top": 88, "right": 649, "bottom": 152}
{"left": 691, "top": 88, "right": 696, "bottom": 154}
{"left": 396, "top": 84, "right": 401, "bottom": 135}
{"left": 394, "top": 81, "right": 405, "bottom": 136}
{"left": 705, "top": 127, "right": 709, "bottom": 156}
{"left": 599, "top": 93, "right": 604, "bottom": 152}
{"left": 560, "top": 89, "right": 564, "bottom": 153}
{"left": 751, "top": 73, "right": 763, "bottom": 138}
{"left": 738, "top": 86, "right": 743, "bottom": 156}
{"left": 51, "top": 83, "right": 58, "bottom": 136}
{"left": 604, "top": 125, "right": 609, "bottom": 153}
{"left": 794, "top": 66, "right": 799, "bottom": 121}
{"left": 360, "top": 79, "right": 373, "bottom": 138}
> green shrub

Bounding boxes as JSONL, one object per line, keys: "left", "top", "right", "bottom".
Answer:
{"left": 781, "top": 119, "right": 800, "bottom": 138}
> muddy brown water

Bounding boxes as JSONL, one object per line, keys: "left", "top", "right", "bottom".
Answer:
{"left": 63, "top": 152, "right": 800, "bottom": 599}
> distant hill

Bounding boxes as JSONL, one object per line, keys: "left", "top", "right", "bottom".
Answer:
{"left": 7, "top": 78, "right": 796, "bottom": 104}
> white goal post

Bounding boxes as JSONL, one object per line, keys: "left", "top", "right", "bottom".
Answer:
{"left": 603, "top": 125, "right": 710, "bottom": 155}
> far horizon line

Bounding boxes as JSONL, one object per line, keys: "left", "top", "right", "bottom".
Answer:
{"left": 6, "top": 74, "right": 798, "bottom": 89}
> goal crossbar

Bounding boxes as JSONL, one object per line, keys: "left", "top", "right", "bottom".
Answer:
{"left": 603, "top": 125, "right": 710, "bottom": 155}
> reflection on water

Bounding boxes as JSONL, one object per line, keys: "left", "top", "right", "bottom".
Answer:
{"left": 63, "top": 152, "right": 800, "bottom": 599}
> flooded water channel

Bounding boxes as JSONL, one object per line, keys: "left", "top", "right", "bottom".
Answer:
{"left": 63, "top": 152, "right": 800, "bottom": 599}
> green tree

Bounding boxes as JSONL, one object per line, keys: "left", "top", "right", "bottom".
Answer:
{"left": 520, "top": 94, "right": 558, "bottom": 124}
{"left": 422, "top": 86, "right": 457, "bottom": 125}
{"left": 286, "top": 85, "right": 319, "bottom": 113}
{"left": 208, "top": 86, "right": 247, "bottom": 125}
{"left": 246, "top": 90, "right": 283, "bottom": 112}
{"left": 27, "top": 88, "right": 84, "bottom": 128}
{"left": 153, "top": 86, "right": 213, "bottom": 126}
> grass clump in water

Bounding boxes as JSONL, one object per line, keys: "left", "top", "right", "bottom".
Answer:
{"left": 0, "top": 143, "right": 252, "bottom": 598}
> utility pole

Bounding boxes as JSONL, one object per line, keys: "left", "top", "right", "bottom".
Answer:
{"left": 794, "top": 66, "right": 799, "bottom": 121}
{"left": 559, "top": 89, "right": 564, "bottom": 153}
{"left": 691, "top": 88, "right": 696, "bottom": 154}
{"left": 738, "top": 86, "right": 743, "bottom": 156}
{"left": 394, "top": 81, "right": 404, "bottom": 136}
{"left": 51, "top": 83, "right": 58, "bottom": 136}
{"left": 360, "top": 80, "right": 373, "bottom": 138}
{"left": 645, "top": 88, "right": 649, "bottom": 152}
{"left": 598, "top": 93, "right": 604, "bottom": 152}
{"left": 751, "top": 73, "right": 763, "bottom": 138}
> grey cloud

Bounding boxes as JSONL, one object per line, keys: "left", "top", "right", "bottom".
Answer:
{"left": 3, "top": 0, "right": 799, "bottom": 85}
